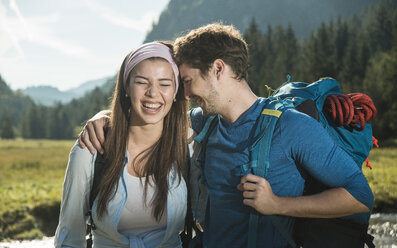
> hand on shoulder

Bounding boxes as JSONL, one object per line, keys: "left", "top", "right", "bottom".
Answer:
{"left": 78, "top": 110, "right": 111, "bottom": 155}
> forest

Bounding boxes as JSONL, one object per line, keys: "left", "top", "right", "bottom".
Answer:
{"left": 0, "top": 0, "right": 396, "bottom": 140}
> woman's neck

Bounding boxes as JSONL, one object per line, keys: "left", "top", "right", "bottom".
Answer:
{"left": 127, "top": 123, "right": 163, "bottom": 150}
{"left": 126, "top": 123, "right": 163, "bottom": 177}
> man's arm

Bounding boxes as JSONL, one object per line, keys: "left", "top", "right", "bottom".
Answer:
{"left": 237, "top": 110, "right": 373, "bottom": 218}
{"left": 80, "top": 108, "right": 202, "bottom": 154}
{"left": 78, "top": 110, "right": 111, "bottom": 154}
{"left": 237, "top": 174, "right": 369, "bottom": 218}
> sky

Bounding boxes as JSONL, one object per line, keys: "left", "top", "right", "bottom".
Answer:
{"left": 0, "top": 0, "right": 169, "bottom": 91}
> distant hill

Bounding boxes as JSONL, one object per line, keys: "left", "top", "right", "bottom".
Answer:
{"left": 21, "top": 77, "right": 110, "bottom": 106}
{"left": 145, "top": 0, "right": 377, "bottom": 42}
{"left": 65, "top": 77, "right": 110, "bottom": 97}
{"left": 0, "top": 73, "right": 117, "bottom": 139}
{"left": 21, "top": 86, "right": 74, "bottom": 106}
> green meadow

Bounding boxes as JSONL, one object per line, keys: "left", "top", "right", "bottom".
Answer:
{"left": 363, "top": 139, "right": 397, "bottom": 212}
{"left": 0, "top": 139, "right": 396, "bottom": 241}
{"left": 0, "top": 139, "right": 75, "bottom": 241}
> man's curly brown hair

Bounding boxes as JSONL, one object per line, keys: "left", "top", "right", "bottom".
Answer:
{"left": 174, "top": 23, "right": 249, "bottom": 80}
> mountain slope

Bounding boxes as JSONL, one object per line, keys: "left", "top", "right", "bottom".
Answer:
{"left": 21, "top": 77, "right": 109, "bottom": 106}
{"left": 145, "top": 0, "right": 376, "bottom": 42}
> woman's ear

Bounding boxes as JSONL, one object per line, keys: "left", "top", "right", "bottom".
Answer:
{"left": 124, "top": 78, "right": 130, "bottom": 97}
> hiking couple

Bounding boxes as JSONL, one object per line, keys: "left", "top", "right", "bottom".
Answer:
{"left": 55, "top": 23, "right": 374, "bottom": 248}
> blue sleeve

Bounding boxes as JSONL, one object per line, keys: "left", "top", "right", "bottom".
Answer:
{"left": 279, "top": 109, "right": 374, "bottom": 210}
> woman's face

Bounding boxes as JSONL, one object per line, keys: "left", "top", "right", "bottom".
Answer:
{"left": 126, "top": 58, "right": 176, "bottom": 127}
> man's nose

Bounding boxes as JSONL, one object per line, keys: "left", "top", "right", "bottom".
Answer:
{"left": 184, "top": 86, "right": 191, "bottom": 100}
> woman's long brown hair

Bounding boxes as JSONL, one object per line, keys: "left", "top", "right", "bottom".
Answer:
{"left": 96, "top": 42, "right": 188, "bottom": 221}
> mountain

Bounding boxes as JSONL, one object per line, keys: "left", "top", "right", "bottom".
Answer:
{"left": 144, "top": 0, "right": 377, "bottom": 42}
{"left": 21, "top": 86, "right": 74, "bottom": 106}
{"left": 65, "top": 77, "right": 110, "bottom": 97}
{"left": 21, "top": 77, "right": 110, "bottom": 106}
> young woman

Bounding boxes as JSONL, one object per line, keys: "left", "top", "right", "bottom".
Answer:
{"left": 54, "top": 42, "right": 188, "bottom": 248}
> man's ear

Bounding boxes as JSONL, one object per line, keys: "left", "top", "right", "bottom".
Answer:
{"left": 212, "top": 59, "right": 225, "bottom": 80}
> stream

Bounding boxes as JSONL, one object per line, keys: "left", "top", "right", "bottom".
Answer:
{"left": 0, "top": 213, "right": 396, "bottom": 248}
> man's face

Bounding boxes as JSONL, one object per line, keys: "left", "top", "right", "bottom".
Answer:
{"left": 179, "top": 63, "right": 220, "bottom": 116}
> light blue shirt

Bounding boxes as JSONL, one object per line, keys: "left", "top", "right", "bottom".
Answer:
{"left": 54, "top": 142, "right": 187, "bottom": 248}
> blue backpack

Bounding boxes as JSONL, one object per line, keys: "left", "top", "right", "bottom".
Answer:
{"left": 271, "top": 77, "right": 373, "bottom": 168}
{"left": 193, "top": 77, "right": 375, "bottom": 248}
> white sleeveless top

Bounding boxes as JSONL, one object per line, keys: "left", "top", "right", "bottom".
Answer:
{"left": 117, "top": 173, "right": 167, "bottom": 235}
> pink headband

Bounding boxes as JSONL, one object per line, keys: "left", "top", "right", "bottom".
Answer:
{"left": 123, "top": 42, "right": 179, "bottom": 93}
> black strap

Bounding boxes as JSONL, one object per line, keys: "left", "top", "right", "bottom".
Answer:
{"left": 89, "top": 153, "right": 106, "bottom": 208}
{"left": 364, "top": 233, "right": 375, "bottom": 248}
{"left": 86, "top": 152, "right": 107, "bottom": 248}
{"left": 181, "top": 146, "right": 194, "bottom": 248}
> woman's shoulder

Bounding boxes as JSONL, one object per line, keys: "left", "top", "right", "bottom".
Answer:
{"left": 66, "top": 140, "right": 96, "bottom": 176}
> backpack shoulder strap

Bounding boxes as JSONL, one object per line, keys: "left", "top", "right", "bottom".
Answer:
{"left": 247, "top": 100, "right": 297, "bottom": 248}
{"left": 89, "top": 152, "right": 106, "bottom": 209}
{"left": 189, "top": 114, "right": 218, "bottom": 232}
{"left": 194, "top": 115, "right": 217, "bottom": 144}
{"left": 193, "top": 114, "right": 218, "bottom": 171}
{"left": 86, "top": 152, "right": 106, "bottom": 248}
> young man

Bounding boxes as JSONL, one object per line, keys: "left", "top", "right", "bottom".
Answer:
{"left": 79, "top": 23, "right": 373, "bottom": 248}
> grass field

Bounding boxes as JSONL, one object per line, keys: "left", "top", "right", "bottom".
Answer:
{"left": 363, "top": 139, "right": 397, "bottom": 212}
{"left": 0, "top": 139, "right": 75, "bottom": 241}
{"left": 0, "top": 138, "right": 396, "bottom": 241}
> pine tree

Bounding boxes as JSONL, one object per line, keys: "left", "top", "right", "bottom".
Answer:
{"left": 244, "top": 18, "right": 265, "bottom": 95}
{"left": 363, "top": 45, "right": 397, "bottom": 138}
{"left": 1, "top": 114, "right": 15, "bottom": 139}
{"left": 21, "top": 104, "right": 45, "bottom": 139}
{"left": 47, "top": 104, "right": 62, "bottom": 139}
{"left": 21, "top": 111, "right": 30, "bottom": 138}
{"left": 368, "top": 3, "right": 393, "bottom": 53}
{"left": 333, "top": 18, "right": 349, "bottom": 79}
{"left": 273, "top": 24, "right": 299, "bottom": 83}
{"left": 259, "top": 25, "right": 278, "bottom": 94}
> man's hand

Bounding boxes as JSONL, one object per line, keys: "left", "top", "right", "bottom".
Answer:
{"left": 78, "top": 110, "right": 111, "bottom": 155}
{"left": 237, "top": 174, "right": 370, "bottom": 218}
{"left": 237, "top": 174, "right": 280, "bottom": 215}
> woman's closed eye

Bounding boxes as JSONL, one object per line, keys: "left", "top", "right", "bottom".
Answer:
{"left": 160, "top": 83, "right": 172, "bottom": 87}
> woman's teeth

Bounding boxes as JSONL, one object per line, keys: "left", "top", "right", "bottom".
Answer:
{"left": 143, "top": 103, "right": 161, "bottom": 109}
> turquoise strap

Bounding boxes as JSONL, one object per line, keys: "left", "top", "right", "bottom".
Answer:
{"left": 247, "top": 109, "right": 296, "bottom": 248}
{"left": 248, "top": 114, "right": 279, "bottom": 248}
{"left": 248, "top": 213, "right": 259, "bottom": 248}
{"left": 194, "top": 115, "right": 216, "bottom": 143}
